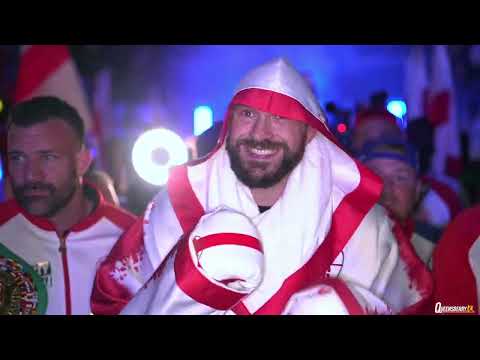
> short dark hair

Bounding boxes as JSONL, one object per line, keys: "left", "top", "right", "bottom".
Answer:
{"left": 7, "top": 96, "right": 86, "bottom": 145}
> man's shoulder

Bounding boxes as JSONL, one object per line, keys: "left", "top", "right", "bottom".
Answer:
{"left": 99, "top": 203, "right": 138, "bottom": 231}
{"left": 439, "top": 205, "right": 480, "bottom": 249}
{"left": 451, "top": 205, "right": 480, "bottom": 227}
{"left": 0, "top": 200, "right": 21, "bottom": 226}
{"left": 362, "top": 203, "right": 391, "bottom": 227}
{"left": 144, "top": 190, "right": 183, "bottom": 232}
{"left": 411, "top": 230, "right": 436, "bottom": 266}
{"left": 146, "top": 189, "right": 175, "bottom": 218}
{"left": 347, "top": 203, "right": 397, "bottom": 252}
{"left": 346, "top": 203, "right": 393, "bottom": 240}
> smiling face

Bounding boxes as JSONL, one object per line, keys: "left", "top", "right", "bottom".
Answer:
{"left": 226, "top": 104, "right": 315, "bottom": 189}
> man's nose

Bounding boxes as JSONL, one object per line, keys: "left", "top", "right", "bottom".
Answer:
{"left": 250, "top": 115, "right": 274, "bottom": 141}
{"left": 25, "top": 160, "right": 44, "bottom": 182}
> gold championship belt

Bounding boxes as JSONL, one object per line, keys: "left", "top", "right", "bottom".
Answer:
{"left": 0, "top": 243, "right": 48, "bottom": 315}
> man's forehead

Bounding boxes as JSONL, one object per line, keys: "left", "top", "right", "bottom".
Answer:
{"left": 7, "top": 119, "right": 81, "bottom": 149}
{"left": 366, "top": 157, "right": 415, "bottom": 173}
{"left": 232, "top": 104, "right": 285, "bottom": 119}
{"left": 9, "top": 118, "right": 76, "bottom": 138}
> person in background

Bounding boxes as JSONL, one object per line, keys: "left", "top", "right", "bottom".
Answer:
{"left": 350, "top": 108, "right": 404, "bottom": 155}
{"left": 351, "top": 108, "right": 463, "bottom": 231}
{"left": 407, "top": 117, "right": 463, "bottom": 228}
{"left": 196, "top": 121, "right": 223, "bottom": 158}
{"left": 84, "top": 168, "right": 120, "bottom": 207}
{"left": 0, "top": 96, "right": 136, "bottom": 314}
{"left": 357, "top": 138, "right": 441, "bottom": 267}
{"left": 1, "top": 178, "right": 12, "bottom": 202}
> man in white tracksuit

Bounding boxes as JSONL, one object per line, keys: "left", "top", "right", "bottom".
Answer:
{"left": 92, "top": 58, "right": 431, "bottom": 315}
{"left": 1, "top": 96, "right": 136, "bottom": 314}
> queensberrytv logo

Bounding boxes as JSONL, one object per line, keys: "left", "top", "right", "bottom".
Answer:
{"left": 435, "top": 302, "right": 475, "bottom": 314}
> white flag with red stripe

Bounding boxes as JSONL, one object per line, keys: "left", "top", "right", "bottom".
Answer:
{"left": 405, "top": 45, "right": 429, "bottom": 120}
{"left": 405, "top": 45, "right": 462, "bottom": 193}
{"left": 14, "top": 45, "right": 99, "bottom": 152}
{"left": 427, "top": 45, "right": 463, "bottom": 189}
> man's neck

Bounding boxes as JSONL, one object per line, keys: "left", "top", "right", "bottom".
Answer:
{"left": 50, "top": 185, "right": 95, "bottom": 235}
{"left": 250, "top": 176, "right": 289, "bottom": 207}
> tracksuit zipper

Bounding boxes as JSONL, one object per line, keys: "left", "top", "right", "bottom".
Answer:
{"left": 58, "top": 233, "right": 72, "bottom": 315}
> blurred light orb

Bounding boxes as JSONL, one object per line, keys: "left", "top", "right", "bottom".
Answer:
{"left": 194, "top": 106, "right": 213, "bottom": 136}
{"left": 132, "top": 128, "right": 188, "bottom": 186}
{"left": 387, "top": 100, "right": 407, "bottom": 118}
{"left": 337, "top": 123, "right": 347, "bottom": 133}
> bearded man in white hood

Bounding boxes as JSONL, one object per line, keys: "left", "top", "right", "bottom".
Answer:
{"left": 91, "top": 58, "right": 432, "bottom": 315}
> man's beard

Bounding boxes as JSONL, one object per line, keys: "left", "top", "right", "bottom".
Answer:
{"left": 226, "top": 134, "right": 308, "bottom": 189}
{"left": 12, "top": 171, "right": 79, "bottom": 218}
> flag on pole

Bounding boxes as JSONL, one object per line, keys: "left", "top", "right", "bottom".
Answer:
{"left": 14, "top": 46, "right": 93, "bottom": 131}
{"left": 427, "top": 45, "right": 463, "bottom": 186}
{"left": 405, "top": 45, "right": 463, "bottom": 190}
{"left": 13, "top": 45, "right": 102, "bottom": 166}
{"left": 405, "top": 45, "right": 429, "bottom": 120}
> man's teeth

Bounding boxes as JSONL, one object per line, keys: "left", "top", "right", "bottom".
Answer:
{"left": 250, "top": 147, "right": 275, "bottom": 155}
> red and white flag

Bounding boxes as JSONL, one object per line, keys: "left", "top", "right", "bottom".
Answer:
{"left": 427, "top": 45, "right": 463, "bottom": 189}
{"left": 432, "top": 205, "right": 480, "bottom": 315}
{"left": 14, "top": 45, "right": 101, "bottom": 161}
{"left": 405, "top": 45, "right": 463, "bottom": 193}
{"left": 405, "top": 45, "right": 429, "bottom": 120}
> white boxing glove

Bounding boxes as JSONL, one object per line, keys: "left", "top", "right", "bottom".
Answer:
{"left": 188, "top": 206, "right": 264, "bottom": 294}
{"left": 283, "top": 279, "right": 392, "bottom": 315}
{"left": 283, "top": 283, "right": 351, "bottom": 315}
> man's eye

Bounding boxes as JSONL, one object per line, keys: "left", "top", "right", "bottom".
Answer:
{"left": 9, "top": 154, "right": 24, "bottom": 162}
{"left": 43, "top": 154, "right": 58, "bottom": 161}
{"left": 242, "top": 110, "right": 253, "bottom": 117}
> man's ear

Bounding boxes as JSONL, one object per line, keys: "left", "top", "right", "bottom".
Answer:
{"left": 76, "top": 146, "right": 93, "bottom": 177}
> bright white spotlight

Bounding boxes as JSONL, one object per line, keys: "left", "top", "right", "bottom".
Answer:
{"left": 194, "top": 106, "right": 213, "bottom": 136}
{"left": 132, "top": 128, "right": 189, "bottom": 186}
{"left": 387, "top": 100, "right": 407, "bottom": 119}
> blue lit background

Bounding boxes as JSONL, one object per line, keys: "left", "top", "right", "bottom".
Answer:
{"left": 147, "top": 45, "right": 410, "bottom": 137}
